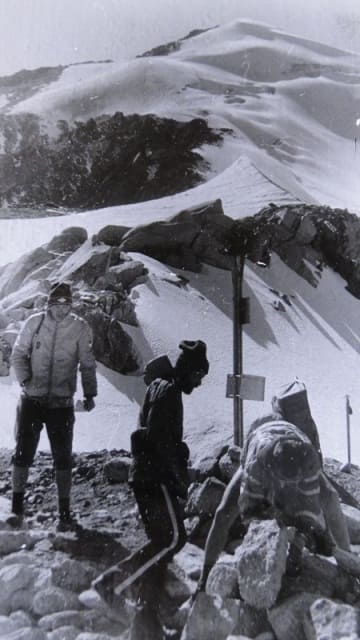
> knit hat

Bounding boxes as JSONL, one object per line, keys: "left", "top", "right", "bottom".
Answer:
{"left": 175, "top": 340, "right": 209, "bottom": 376}
{"left": 48, "top": 282, "right": 73, "bottom": 305}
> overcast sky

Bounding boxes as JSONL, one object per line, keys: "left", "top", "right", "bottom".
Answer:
{"left": 0, "top": 0, "right": 360, "bottom": 76}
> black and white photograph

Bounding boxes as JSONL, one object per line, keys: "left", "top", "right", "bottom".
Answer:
{"left": 0, "top": 0, "right": 360, "bottom": 638}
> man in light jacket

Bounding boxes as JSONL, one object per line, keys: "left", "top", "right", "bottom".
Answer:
{"left": 10, "top": 281, "right": 97, "bottom": 530}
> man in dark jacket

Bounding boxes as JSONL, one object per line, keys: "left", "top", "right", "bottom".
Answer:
{"left": 93, "top": 340, "right": 209, "bottom": 638}
{"left": 10, "top": 281, "right": 97, "bottom": 531}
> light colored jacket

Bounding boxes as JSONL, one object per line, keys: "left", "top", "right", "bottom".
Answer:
{"left": 11, "top": 310, "right": 97, "bottom": 401}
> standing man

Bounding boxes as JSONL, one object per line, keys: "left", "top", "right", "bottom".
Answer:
{"left": 10, "top": 281, "right": 97, "bottom": 531}
{"left": 93, "top": 340, "right": 209, "bottom": 639}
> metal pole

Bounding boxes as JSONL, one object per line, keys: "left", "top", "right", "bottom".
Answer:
{"left": 232, "top": 253, "right": 245, "bottom": 447}
{"left": 346, "top": 395, "right": 351, "bottom": 467}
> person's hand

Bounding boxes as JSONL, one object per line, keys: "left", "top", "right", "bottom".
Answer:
{"left": 83, "top": 396, "right": 95, "bottom": 412}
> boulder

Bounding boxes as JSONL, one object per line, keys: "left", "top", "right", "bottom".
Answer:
{"left": 268, "top": 592, "right": 324, "bottom": 640}
{"left": 171, "top": 543, "right": 204, "bottom": 581}
{"left": 0, "top": 564, "right": 39, "bottom": 613}
{"left": 218, "top": 448, "right": 241, "bottom": 483}
{"left": 46, "top": 227, "right": 87, "bottom": 253}
{"left": 108, "top": 260, "right": 146, "bottom": 289}
{"left": 38, "top": 610, "right": 87, "bottom": 631}
{"left": 281, "top": 548, "right": 360, "bottom": 605}
{"left": 51, "top": 558, "right": 96, "bottom": 592}
{"left": 305, "top": 597, "right": 360, "bottom": 640}
{"left": 236, "top": 520, "right": 288, "bottom": 609}
{"left": 207, "top": 559, "right": 240, "bottom": 599}
{"left": 0, "top": 629, "right": 46, "bottom": 640}
{"left": 32, "top": 587, "right": 81, "bottom": 616}
{"left": 75, "top": 306, "right": 140, "bottom": 373}
{"left": 93, "top": 224, "right": 130, "bottom": 246}
{"left": 56, "top": 243, "right": 113, "bottom": 286}
{"left": 0, "top": 247, "right": 53, "bottom": 299}
{"left": 186, "top": 478, "right": 226, "bottom": 517}
{"left": 341, "top": 504, "right": 360, "bottom": 544}
{"left": 47, "top": 626, "right": 80, "bottom": 640}
{"left": 120, "top": 199, "right": 233, "bottom": 271}
{"left": 181, "top": 592, "right": 240, "bottom": 640}
{"left": 103, "top": 457, "right": 131, "bottom": 483}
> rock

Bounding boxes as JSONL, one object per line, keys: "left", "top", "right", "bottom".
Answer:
{"left": 268, "top": 592, "right": 323, "bottom": 640}
{"left": 32, "top": 587, "right": 81, "bottom": 616}
{"left": 172, "top": 543, "right": 204, "bottom": 581}
{"left": 57, "top": 243, "right": 113, "bottom": 286}
{"left": 0, "top": 615, "right": 20, "bottom": 635}
{"left": 341, "top": 504, "right": 360, "bottom": 544}
{"left": 236, "top": 520, "right": 288, "bottom": 609}
{"left": 305, "top": 597, "right": 360, "bottom": 640}
{"left": 181, "top": 592, "right": 240, "bottom": 640}
{"left": 47, "top": 627, "right": 80, "bottom": 640}
{"left": 323, "top": 460, "right": 360, "bottom": 507}
{"left": 121, "top": 200, "right": 233, "bottom": 271}
{"left": 75, "top": 306, "right": 140, "bottom": 373}
{"left": 0, "top": 564, "right": 39, "bottom": 613}
{"left": 46, "top": 227, "right": 87, "bottom": 253}
{"left": 207, "top": 560, "right": 240, "bottom": 599}
{"left": 281, "top": 548, "right": 360, "bottom": 605}
{"left": 218, "top": 449, "right": 240, "bottom": 483}
{"left": 9, "top": 611, "right": 34, "bottom": 629}
{"left": 94, "top": 225, "right": 130, "bottom": 246}
{"left": 1, "top": 629, "right": 46, "bottom": 640}
{"left": 191, "top": 456, "right": 219, "bottom": 482}
{"left": 103, "top": 457, "right": 131, "bottom": 483}
{"left": 76, "top": 633, "right": 117, "bottom": 640}
{"left": 108, "top": 260, "right": 146, "bottom": 289}
{"left": 186, "top": 478, "right": 226, "bottom": 517}
{"left": 38, "top": 610, "right": 86, "bottom": 631}
{"left": 51, "top": 558, "right": 96, "bottom": 592}
{"left": 0, "top": 247, "right": 53, "bottom": 299}
{"left": 165, "top": 562, "right": 197, "bottom": 604}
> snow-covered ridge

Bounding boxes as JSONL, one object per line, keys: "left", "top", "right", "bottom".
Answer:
{"left": 0, "top": 18, "right": 359, "bottom": 212}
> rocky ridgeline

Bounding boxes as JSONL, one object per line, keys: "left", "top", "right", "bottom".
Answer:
{"left": 2, "top": 198, "right": 360, "bottom": 377}
{"left": 0, "top": 445, "right": 359, "bottom": 639}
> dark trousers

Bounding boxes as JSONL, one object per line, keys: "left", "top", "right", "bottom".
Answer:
{"left": 13, "top": 396, "right": 74, "bottom": 470}
{"left": 95, "top": 482, "right": 186, "bottom": 606}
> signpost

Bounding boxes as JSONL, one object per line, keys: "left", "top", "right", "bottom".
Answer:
{"left": 227, "top": 253, "right": 265, "bottom": 447}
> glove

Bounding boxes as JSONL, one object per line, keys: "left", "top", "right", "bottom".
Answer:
{"left": 83, "top": 396, "right": 95, "bottom": 412}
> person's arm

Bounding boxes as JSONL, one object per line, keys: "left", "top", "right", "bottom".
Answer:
{"left": 78, "top": 321, "right": 97, "bottom": 402}
{"left": 197, "top": 466, "right": 243, "bottom": 592}
{"left": 11, "top": 316, "right": 37, "bottom": 386}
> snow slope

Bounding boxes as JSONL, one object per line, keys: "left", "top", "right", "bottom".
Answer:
{"left": 1, "top": 20, "right": 360, "bottom": 466}
{"left": 6, "top": 19, "right": 360, "bottom": 212}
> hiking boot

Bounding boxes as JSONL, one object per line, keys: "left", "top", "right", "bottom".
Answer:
{"left": 56, "top": 514, "right": 81, "bottom": 533}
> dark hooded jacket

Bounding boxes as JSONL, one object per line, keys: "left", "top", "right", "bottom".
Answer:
{"left": 129, "top": 377, "right": 190, "bottom": 497}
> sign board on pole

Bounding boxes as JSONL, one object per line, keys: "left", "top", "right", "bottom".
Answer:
{"left": 226, "top": 374, "right": 265, "bottom": 401}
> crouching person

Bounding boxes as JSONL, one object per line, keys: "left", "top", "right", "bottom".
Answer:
{"left": 196, "top": 414, "right": 350, "bottom": 594}
{"left": 10, "top": 282, "right": 97, "bottom": 531}
{"left": 93, "top": 340, "right": 209, "bottom": 639}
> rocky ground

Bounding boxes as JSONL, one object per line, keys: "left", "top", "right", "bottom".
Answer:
{"left": 0, "top": 447, "right": 146, "bottom": 557}
{"left": 0, "top": 447, "right": 359, "bottom": 639}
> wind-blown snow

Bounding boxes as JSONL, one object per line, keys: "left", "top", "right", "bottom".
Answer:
{"left": 1, "top": 20, "right": 360, "bottom": 466}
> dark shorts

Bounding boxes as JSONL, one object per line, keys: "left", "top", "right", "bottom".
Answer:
{"left": 13, "top": 395, "right": 74, "bottom": 469}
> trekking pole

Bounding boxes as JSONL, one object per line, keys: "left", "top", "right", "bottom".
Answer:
{"left": 340, "top": 395, "right": 352, "bottom": 474}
